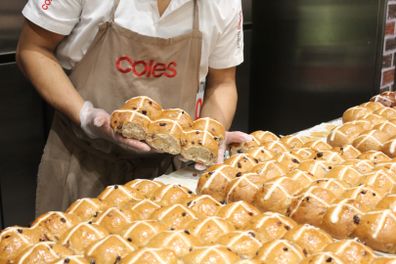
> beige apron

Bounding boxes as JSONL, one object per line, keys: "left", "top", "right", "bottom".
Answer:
{"left": 35, "top": 0, "right": 202, "bottom": 216}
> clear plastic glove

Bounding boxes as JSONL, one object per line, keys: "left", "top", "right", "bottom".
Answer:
{"left": 193, "top": 131, "right": 253, "bottom": 171}
{"left": 80, "top": 101, "right": 151, "bottom": 152}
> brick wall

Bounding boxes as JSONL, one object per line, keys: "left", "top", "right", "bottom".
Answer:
{"left": 382, "top": 0, "right": 396, "bottom": 91}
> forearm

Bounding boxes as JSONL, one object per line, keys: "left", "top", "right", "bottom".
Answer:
{"left": 200, "top": 81, "right": 237, "bottom": 130}
{"left": 16, "top": 48, "right": 84, "bottom": 124}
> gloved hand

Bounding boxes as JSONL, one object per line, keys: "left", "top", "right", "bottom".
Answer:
{"left": 194, "top": 131, "right": 253, "bottom": 171}
{"left": 79, "top": 101, "right": 151, "bottom": 152}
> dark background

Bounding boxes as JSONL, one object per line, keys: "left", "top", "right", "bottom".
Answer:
{"left": 0, "top": 0, "right": 387, "bottom": 227}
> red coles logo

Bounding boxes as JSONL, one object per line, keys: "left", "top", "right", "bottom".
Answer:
{"left": 41, "top": 0, "right": 52, "bottom": 10}
{"left": 115, "top": 56, "right": 177, "bottom": 78}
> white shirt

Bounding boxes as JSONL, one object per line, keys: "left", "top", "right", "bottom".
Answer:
{"left": 22, "top": 0, "right": 244, "bottom": 82}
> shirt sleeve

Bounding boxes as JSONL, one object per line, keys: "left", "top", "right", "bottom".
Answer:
{"left": 22, "top": 0, "right": 82, "bottom": 35}
{"left": 209, "top": 1, "right": 244, "bottom": 69}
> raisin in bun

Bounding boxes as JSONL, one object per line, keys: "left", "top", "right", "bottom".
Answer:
{"left": 300, "top": 252, "right": 346, "bottom": 264}
{"left": 150, "top": 204, "right": 198, "bottom": 230}
{"left": 66, "top": 198, "right": 107, "bottom": 222}
{"left": 186, "top": 216, "right": 235, "bottom": 244}
{"left": 181, "top": 245, "right": 240, "bottom": 264}
{"left": 333, "top": 145, "right": 361, "bottom": 160}
{"left": 192, "top": 117, "right": 225, "bottom": 140}
{"left": 183, "top": 194, "right": 223, "bottom": 217}
{"left": 158, "top": 108, "right": 193, "bottom": 128}
{"left": 146, "top": 118, "right": 184, "bottom": 154}
{"left": 287, "top": 169, "right": 315, "bottom": 189}
{"left": 309, "top": 178, "right": 348, "bottom": 198}
{"left": 283, "top": 224, "right": 334, "bottom": 254}
{"left": 124, "top": 179, "right": 164, "bottom": 199}
{"left": 197, "top": 164, "right": 239, "bottom": 202}
{"left": 298, "top": 160, "right": 332, "bottom": 179}
{"left": 146, "top": 230, "right": 202, "bottom": 257}
{"left": 321, "top": 198, "right": 365, "bottom": 239}
{"left": 315, "top": 150, "right": 345, "bottom": 164}
{"left": 341, "top": 185, "right": 384, "bottom": 210}
{"left": 225, "top": 153, "right": 259, "bottom": 173}
{"left": 31, "top": 211, "right": 80, "bottom": 242}
{"left": 59, "top": 222, "right": 109, "bottom": 254}
{"left": 85, "top": 235, "right": 136, "bottom": 264}
{"left": 246, "top": 146, "right": 274, "bottom": 162}
{"left": 216, "top": 201, "right": 260, "bottom": 229}
{"left": 254, "top": 176, "right": 302, "bottom": 215}
{"left": 247, "top": 212, "right": 297, "bottom": 243}
{"left": 230, "top": 135, "right": 261, "bottom": 155}
{"left": 180, "top": 129, "right": 219, "bottom": 166}
{"left": 110, "top": 110, "right": 151, "bottom": 140}
{"left": 230, "top": 130, "right": 276, "bottom": 155}
{"left": 325, "top": 165, "right": 362, "bottom": 187}
{"left": 122, "top": 248, "right": 179, "bottom": 264}
{"left": 120, "top": 96, "right": 162, "bottom": 119}
{"left": 323, "top": 239, "right": 375, "bottom": 264}
{"left": 152, "top": 184, "right": 193, "bottom": 206}
{"left": 216, "top": 230, "right": 262, "bottom": 259}
{"left": 97, "top": 185, "right": 143, "bottom": 208}
{"left": 225, "top": 172, "right": 268, "bottom": 204}
{"left": 353, "top": 209, "right": 396, "bottom": 253}
{"left": 15, "top": 242, "right": 72, "bottom": 264}
{"left": 292, "top": 147, "right": 317, "bottom": 160}
{"left": 276, "top": 152, "right": 303, "bottom": 172}
{"left": 121, "top": 220, "right": 165, "bottom": 247}
{"left": 250, "top": 160, "right": 286, "bottom": 181}
{"left": 255, "top": 239, "right": 306, "bottom": 264}
{"left": 93, "top": 207, "right": 140, "bottom": 234}
{"left": 289, "top": 186, "right": 337, "bottom": 226}
{"left": 358, "top": 150, "right": 391, "bottom": 162}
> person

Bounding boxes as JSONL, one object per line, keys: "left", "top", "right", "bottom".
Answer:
{"left": 16, "top": 0, "right": 251, "bottom": 216}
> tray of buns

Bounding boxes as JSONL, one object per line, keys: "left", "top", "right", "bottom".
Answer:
{"left": 1, "top": 179, "right": 395, "bottom": 263}
{"left": 197, "top": 92, "right": 396, "bottom": 256}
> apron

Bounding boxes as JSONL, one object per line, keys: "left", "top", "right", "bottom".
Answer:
{"left": 35, "top": 0, "right": 202, "bottom": 216}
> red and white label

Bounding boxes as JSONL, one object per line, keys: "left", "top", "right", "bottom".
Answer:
{"left": 115, "top": 55, "right": 177, "bottom": 78}
{"left": 41, "top": 0, "right": 53, "bottom": 10}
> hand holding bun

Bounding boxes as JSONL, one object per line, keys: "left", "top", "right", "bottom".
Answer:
{"left": 110, "top": 96, "right": 225, "bottom": 166}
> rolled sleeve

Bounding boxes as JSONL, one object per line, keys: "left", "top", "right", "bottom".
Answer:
{"left": 209, "top": 1, "right": 244, "bottom": 69}
{"left": 22, "top": 0, "right": 82, "bottom": 35}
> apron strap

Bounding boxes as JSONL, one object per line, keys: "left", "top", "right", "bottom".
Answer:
{"left": 193, "top": 0, "right": 199, "bottom": 31}
{"left": 110, "top": 0, "right": 121, "bottom": 23}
